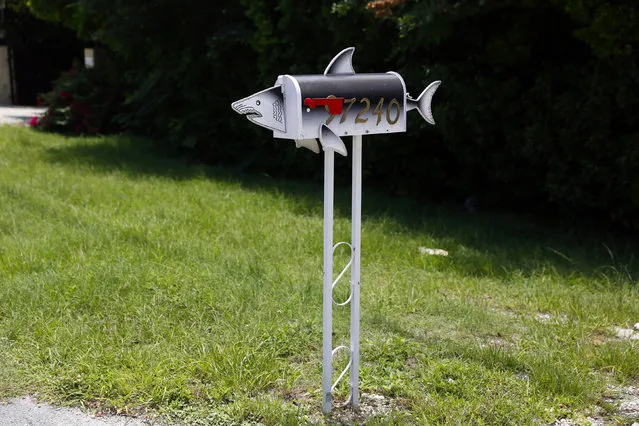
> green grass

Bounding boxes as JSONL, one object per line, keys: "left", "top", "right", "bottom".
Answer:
{"left": 1, "top": 126, "right": 638, "bottom": 425}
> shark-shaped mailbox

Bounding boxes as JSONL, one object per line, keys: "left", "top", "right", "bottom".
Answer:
{"left": 231, "top": 47, "right": 441, "bottom": 414}
{"left": 232, "top": 47, "right": 440, "bottom": 156}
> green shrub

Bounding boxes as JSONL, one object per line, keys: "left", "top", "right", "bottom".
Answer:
{"left": 368, "top": 0, "right": 639, "bottom": 229}
{"left": 34, "top": 64, "right": 124, "bottom": 135}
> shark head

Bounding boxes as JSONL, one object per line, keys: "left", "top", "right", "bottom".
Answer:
{"left": 231, "top": 86, "right": 286, "bottom": 133}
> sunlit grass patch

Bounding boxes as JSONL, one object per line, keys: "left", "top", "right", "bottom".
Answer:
{"left": 0, "top": 126, "right": 638, "bottom": 424}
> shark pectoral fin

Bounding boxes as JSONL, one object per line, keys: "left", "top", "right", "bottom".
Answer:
{"left": 324, "top": 47, "right": 356, "bottom": 76}
{"left": 295, "top": 139, "right": 320, "bottom": 154}
{"left": 319, "top": 125, "right": 347, "bottom": 157}
{"left": 414, "top": 80, "right": 441, "bottom": 125}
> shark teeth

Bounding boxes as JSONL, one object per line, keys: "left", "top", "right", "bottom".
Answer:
{"left": 237, "top": 107, "right": 261, "bottom": 118}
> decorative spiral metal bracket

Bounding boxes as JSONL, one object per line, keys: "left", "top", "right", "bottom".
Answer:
{"left": 331, "top": 242, "right": 354, "bottom": 306}
{"left": 329, "top": 243, "right": 354, "bottom": 405}
{"left": 331, "top": 345, "right": 353, "bottom": 391}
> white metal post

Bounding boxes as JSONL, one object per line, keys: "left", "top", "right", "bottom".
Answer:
{"left": 350, "top": 135, "right": 362, "bottom": 409}
{"left": 322, "top": 149, "right": 335, "bottom": 414}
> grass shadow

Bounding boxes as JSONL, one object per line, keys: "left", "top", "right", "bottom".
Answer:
{"left": 43, "top": 133, "right": 639, "bottom": 285}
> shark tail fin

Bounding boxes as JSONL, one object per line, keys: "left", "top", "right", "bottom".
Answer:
{"left": 408, "top": 80, "right": 441, "bottom": 125}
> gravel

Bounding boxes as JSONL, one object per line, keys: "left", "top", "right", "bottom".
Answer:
{"left": 549, "top": 386, "right": 639, "bottom": 425}
{"left": 613, "top": 326, "right": 639, "bottom": 340}
{"left": 0, "top": 396, "right": 154, "bottom": 426}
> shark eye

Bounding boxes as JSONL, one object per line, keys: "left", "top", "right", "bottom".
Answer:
{"left": 256, "top": 100, "right": 261, "bottom": 106}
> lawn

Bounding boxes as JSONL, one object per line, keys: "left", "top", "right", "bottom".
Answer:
{"left": 0, "top": 126, "right": 638, "bottom": 425}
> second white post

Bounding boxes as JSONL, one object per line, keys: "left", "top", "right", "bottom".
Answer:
{"left": 350, "top": 135, "right": 362, "bottom": 409}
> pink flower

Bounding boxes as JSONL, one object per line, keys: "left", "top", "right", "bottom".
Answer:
{"left": 29, "top": 116, "right": 38, "bottom": 127}
{"left": 60, "top": 91, "right": 72, "bottom": 101}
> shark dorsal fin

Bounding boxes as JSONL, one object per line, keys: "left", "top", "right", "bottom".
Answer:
{"left": 324, "top": 47, "right": 356, "bottom": 76}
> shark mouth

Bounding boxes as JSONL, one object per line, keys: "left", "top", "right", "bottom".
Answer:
{"left": 236, "top": 106, "right": 262, "bottom": 119}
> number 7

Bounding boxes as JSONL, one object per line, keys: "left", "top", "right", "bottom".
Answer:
{"left": 339, "top": 98, "right": 357, "bottom": 124}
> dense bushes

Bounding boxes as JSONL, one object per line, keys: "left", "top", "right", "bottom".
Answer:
{"left": 24, "top": 0, "right": 639, "bottom": 230}
{"left": 387, "top": 0, "right": 639, "bottom": 228}
{"left": 33, "top": 65, "right": 123, "bottom": 135}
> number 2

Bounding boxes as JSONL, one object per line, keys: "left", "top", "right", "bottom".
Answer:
{"left": 355, "top": 98, "right": 370, "bottom": 123}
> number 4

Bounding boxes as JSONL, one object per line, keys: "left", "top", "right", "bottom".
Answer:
{"left": 373, "top": 97, "right": 385, "bottom": 126}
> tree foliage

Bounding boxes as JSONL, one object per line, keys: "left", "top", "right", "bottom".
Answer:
{"left": 24, "top": 0, "right": 639, "bottom": 230}
{"left": 379, "top": 0, "right": 639, "bottom": 227}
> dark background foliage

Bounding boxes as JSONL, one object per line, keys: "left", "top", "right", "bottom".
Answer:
{"left": 18, "top": 0, "right": 639, "bottom": 232}
{"left": 4, "top": 3, "right": 83, "bottom": 105}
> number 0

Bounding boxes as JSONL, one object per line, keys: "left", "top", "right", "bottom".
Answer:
{"left": 387, "top": 99, "right": 401, "bottom": 125}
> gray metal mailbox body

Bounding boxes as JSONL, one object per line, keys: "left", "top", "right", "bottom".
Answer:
{"left": 275, "top": 72, "right": 407, "bottom": 140}
{"left": 231, "top": 47, "right": 440, "bottom": 155}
